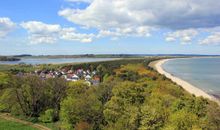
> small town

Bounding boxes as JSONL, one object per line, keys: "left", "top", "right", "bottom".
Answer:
{"left": 16, "top": 68, "right": 101, "bottom": 86}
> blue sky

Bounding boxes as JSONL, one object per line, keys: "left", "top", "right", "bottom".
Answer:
{"left": 0, "top": 0, "right": 220, "bottom": 55}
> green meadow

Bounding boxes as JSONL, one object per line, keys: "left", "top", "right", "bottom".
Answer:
{"left": 0, "top": 118, "right": 37, "bottom": 130}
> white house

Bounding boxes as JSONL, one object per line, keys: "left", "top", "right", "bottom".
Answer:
{"left": 71, "top": 74, "right": 79, "bottom": 81}
{"left": 85, "top": 75, "right": 92, "bottom": 81}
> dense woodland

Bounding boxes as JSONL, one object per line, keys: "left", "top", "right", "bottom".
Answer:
{"left": 0, "top": 58, "right": 220, "bottom": 130}
{"left": 0, "top": 56, "right": 20, "bottom": 61}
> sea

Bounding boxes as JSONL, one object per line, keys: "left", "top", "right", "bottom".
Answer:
{"left": 163, "top": 57, "right": 220, "bottom": 98}
{"left": 0, "top": 58, "right": 119, "bottom": 65}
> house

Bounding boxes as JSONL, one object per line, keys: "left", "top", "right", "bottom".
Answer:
{"left": 86, "top": 70, "right": 90, "bottom": 74}
{"left": 67, "top": 74, "right": 73, "bottom": 79}
{"left": 85, "top": 75, "right": 92, "bottom": 81}
{"left": 92, "top": 70, "right": 97, "bottom": 75}
{"left": 46, "top": 74, "right": 53, "bottom": 79}
{"left": 61, "top": 68, "right": 68, "bottom": 73}
{"left": 67, "top": 70, "right": 74, "bottom": 74}
{"left": 61, "top": 75, "right": 67, "bottom": 79}
{"left": 61, "top": 71, "right": 66, "bottom": 75}
{"left": 92, "top": 76, "right": 100, "bottom": 85}
{"left": 31, "top": 67, "right": 102, "bottom": 85}
{"left": 71, "top": 74, "right": 79, "bottom": 81}
{"left": 39, "top": 72, "right": 46, "bottom": 78}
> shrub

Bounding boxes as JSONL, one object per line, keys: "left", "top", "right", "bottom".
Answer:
{"left": 38, "top": 109, "right": 55, "bottom": 123}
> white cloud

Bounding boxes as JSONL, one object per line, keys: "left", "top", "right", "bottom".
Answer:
{"left": 60, "top": 27, "right": 95, "bottom": 43}
{"left": 58, "top": 0, "right": 220, "bottom": 43}
{"left": 59, "top": 0, "right": 220, "bottom": 30}
{"left": 97, "top": 26, "right": 152, "bottom": 39}
{"left": 28, "top": 34, "right": 58, "bottom": 44}
{"left": 21, "top": 21, "right": 61, "bottom": 34}
{"left": 199, "top": 32, "right": 220, "bottom": 45}
{"left": 21, "top": 21, "right": 61, "bottom": 44}
{"left": 21, "top": 21, "right": 94, "bottom": 44}
{"left": 165, "top": 37, "right": 176, "bottom": 42}
{"left": 0, "top": 17, "right": 16, "bottom": 38}
{"left": 165, "top": 29, "right": 198, "bottom": 44}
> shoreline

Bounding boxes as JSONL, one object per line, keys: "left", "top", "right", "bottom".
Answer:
{"left": 149, "top": 58, "right": 220, "bottom": 105}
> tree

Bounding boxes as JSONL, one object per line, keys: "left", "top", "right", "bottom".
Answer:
{"left": 60, "top": 82, "right": 103, "bottom": 130}
{"left": 164, "top": 110, "right": 198, "bottom": 130}
{"left": 45, "top": 78, "right": 67, "bottom": 121}
{"left": 206, "top": 103, "right": 220, "bottom": 130}
{"left": 0, "top": 72, "right": 10, "bottom": 89}
{"left": 116, "top": 70, "right": 140, "bottom": 81}
{"left": 139, "top": 101, "right": 168, "bottom": 130}
{"left": 0, "top": 88, "right": 18, "bottom": 113}
{"left": 104, "top": 82, "right": 147, "bottom": 130}
{"left": 3, "top": 75, "right": 67, "bottom": 118}
{"left": 97, "top": 64, "right": 107, "bottom": 82}
{"left": 11, "top": 76, "right": 47, "bottom": 116}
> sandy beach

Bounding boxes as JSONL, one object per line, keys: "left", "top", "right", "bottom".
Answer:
{"left": 149, "top": 59, "right": 220, "bottom": 105}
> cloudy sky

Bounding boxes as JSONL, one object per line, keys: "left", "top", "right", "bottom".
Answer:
{"left": 1, "top": 0, "right": 220, "bottom": 55}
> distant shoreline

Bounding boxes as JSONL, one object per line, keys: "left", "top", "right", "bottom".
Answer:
{"left": 149, "top": 58, "right": 220, "bottom": 105}
{"left": 0, "top": 57, "right": 122, "bottom": 65}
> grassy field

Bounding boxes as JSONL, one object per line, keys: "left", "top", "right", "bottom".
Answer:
{"left": 0, "top": 118, "right": 37, "bottom": 130}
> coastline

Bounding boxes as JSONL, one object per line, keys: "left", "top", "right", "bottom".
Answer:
{"left": 149, "top": 58, "right": 220, "bottom": 105}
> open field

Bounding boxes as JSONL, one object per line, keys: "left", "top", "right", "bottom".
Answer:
{"left": 0, "top": 118, "right": 37, "bottom": 130}
{"left": 0, "top": 113, "right": 51, "bottom": 130}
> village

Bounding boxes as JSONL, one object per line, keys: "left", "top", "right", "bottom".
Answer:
{"left": 17, "top": 68, "right": 101, "bottom": 86}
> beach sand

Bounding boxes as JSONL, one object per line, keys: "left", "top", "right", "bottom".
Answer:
{"left": 149, "top": 59, "right": 220, "bottom": 105}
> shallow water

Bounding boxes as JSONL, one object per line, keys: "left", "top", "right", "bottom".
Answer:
{"left": 163, "top": 58, "right": 220, "bottom": 96}
{"left": 0, "top": 58, "right": 119, "bottom": 65}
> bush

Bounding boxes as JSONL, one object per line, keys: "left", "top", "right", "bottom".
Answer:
{"left": 38, "top": 109, "right": 55, "bottom": 123}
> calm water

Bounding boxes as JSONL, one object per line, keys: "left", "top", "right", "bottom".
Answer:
{"left": 163, "top": 58, "right": 220, "bottom": 96}
{"left": 0, "top": 58, "right": 119, "bottom": 65}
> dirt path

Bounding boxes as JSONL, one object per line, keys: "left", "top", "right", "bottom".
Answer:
{"left": 0, "top": 113, "right": 51, "bottom": 130}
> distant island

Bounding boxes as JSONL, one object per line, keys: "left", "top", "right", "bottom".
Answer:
{"left": 0, "top": 56, "right": 20, "bottom": 61}
{"left": 13, "top": 54, "right": 32, "bottom": 57}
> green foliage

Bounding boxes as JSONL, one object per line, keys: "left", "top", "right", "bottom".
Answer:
{"left": 38, "top": 109, "right": 55, "bottom": 123}
{"left": 164, "top": 110, "right": 198, "bottom": 130}
{"left": 205, "top": 102, "right": 220, "bottom": 130}
{"left": 116, "top": 70, "right": 140, "bottom": 81}
{"left": 60, "top": 82, "right": 103, "bottom": 130}
{"left": 0, "top": 88, "right": 17, "bottom": 112}
{"left": 139, "top": 97, "right": 170, "bottom": 130}
{"left": 0, "top": 72, "right": 10, "bottom": 88}
{"left": 104, "top": 82, "right": 147, "bottom": 129}
{"left": 1, "top": 58, "right": 220, "bottom": 130}
{"left": 0, "top": 75, "right": 67, "bottom": 118}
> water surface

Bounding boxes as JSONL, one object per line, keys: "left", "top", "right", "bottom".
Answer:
{"left": 0, "top": 58, "right": 119, "bottom": 65}
{"left": 163, "top": 58, "right": 220, "bottom": 97}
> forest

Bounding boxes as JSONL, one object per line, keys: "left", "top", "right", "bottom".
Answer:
{"left": 0, "top": 56, "right": 20, "bottom": 61}
{"left": 0, "top": 58, "right": 220, "bottom": 130}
